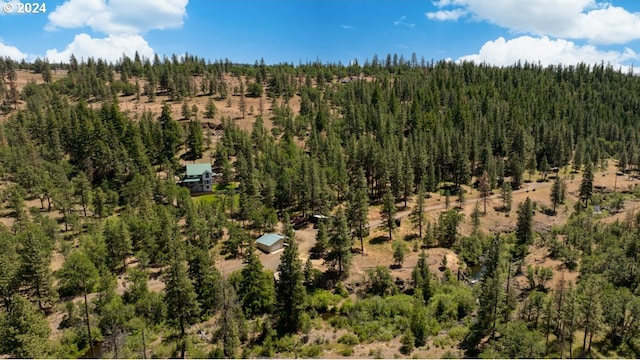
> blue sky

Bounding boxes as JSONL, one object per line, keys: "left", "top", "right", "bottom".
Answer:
{"left": 1, "top": 0, "right": 640, "bottom": 71}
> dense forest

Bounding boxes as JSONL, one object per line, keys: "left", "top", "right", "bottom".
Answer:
{"left": 1, "top": 52, "right": 640, "bottom": 358}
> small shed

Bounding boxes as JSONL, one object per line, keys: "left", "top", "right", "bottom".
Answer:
{"left": 256, "top": 233, "right": 286, "bottom": 254}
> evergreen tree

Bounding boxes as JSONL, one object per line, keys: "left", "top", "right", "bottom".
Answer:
{"left": 476, "top": 234, "right": 503, "bottom": 339}
{"left": 509, "top": 154, "right": 525, "bottom": 190}
{"left": 238, "top": 80, "right": 246, "bottom": 118}
{"left": 205, "top": 97, "right": 218, "bottom": 118}
{"left": 187, "top": 247, "right": 222, "bottom": 317}
{"left": 217, "top": 280, "right": 242, "bottom": 358}
{"left": 182, "top": 99, "right": 190, "bottom": 120}
{"left": 347, "top": 168, "right": 369, "bottom": 253}
{"left": 103, "top": 218, "right": 132, "bottom": 273}
{"left": 0, "top": 229, "right": 19, "bottom": 311}
{"left": 550, "top": 175, "right": 564, "bottom": 214}
{"left": 239, "top": 241, "right": 274, "bottom": 318}
{"left": 514, "top": 197, "right": 534, "bottom": 259}
{"left": 471, "top": 201, "right": 481, "bottom": 231}
{"left": 437, "top": 209, "right": 464, "bottom": 247}
{"left": 158, "top": 102, "right": 182, "bottom": 166}
{"left": 526, "top": 155, "right": 537, "bottom": 182}
{"left": 411, "top": 250, "right": 431, "bottom": 304}
{"left": 401, "top": 153, "right": 414, "bottom": 208}
{"left": 380, "top": 188, "right": 397, "bottom": 240}
{"left": 579, "top": 162, "right": 594, "bottom": 208}
{"left": 56, "top": 250, "right": 100, "bottom": 354}
{"left": 540, "top": 155, "right": 551, "bottom": 180}
{"left": 392, "top": 240, "right": 406, "bottom": 267}
{"left": 409, "top": 291, "right": 429, "bottom": 346}
{"left": 500, "top": 182, "right": 513, "bottom": 212}
{"left": 0, "top": 294, "right": 51, "bottom": 358}
{"left": 186, "top": 119, "right": 204, "bottom": 160}
{"left": 410, "top": 183, "right": 426, "bottom": 237}
{"left": 313, "top": 220, "right": 329, "bottom": 256}
{"left": 577, "top": 275, "right": 603, "bottom": 355}
{"left": 72, "top": 173, "right": 93, "bottom": 218}
{"left": 164, "top": 252, "right": 200, "bottom": 359}
{"left": 478, "top": 170, "right": 491, "bottom": 214}
{"left": 326, "top": 209, "right": 352, "bottom": 278}
{"left": 275, "top": 237, "right": 306, "bottom": 333}
{"left": 17, "top": 223, "right": 57, "bottom": 311}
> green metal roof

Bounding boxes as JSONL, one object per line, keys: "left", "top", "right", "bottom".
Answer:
{"left": 181, "top": 178, "right": 201, "bottom": 183}
{"left": 256, "top": 233, "right": 286, "bottom": 247}
{"left": 186, "top": 163, "right": 212, "bottom": 177}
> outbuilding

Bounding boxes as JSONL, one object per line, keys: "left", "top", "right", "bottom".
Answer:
{"left": 255, "top": 233, "right": 286, "bottom": 254}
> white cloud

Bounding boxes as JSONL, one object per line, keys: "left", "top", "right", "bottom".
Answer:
{"left": 45, "top": 33, "right": 154, "bottom": 63}
{"left": 0, "top": 41, "right": 27, "bottom": 60}
{"left": 426, "top": 9, "right": 467, "bottom": 21}
{"left": 393, "top": 16, "right": 416, "bottom": 27}
{"left": 458, "top": 36, "right": 638, "bottom": 71}
{"left": 428, "top": 0, "right": 640, "bottom": 44}
{"left": 46, "top": 0, "right": 188, "bottom": 35}
{"left": 341, "top": 24, "right": 354, "bottom": 30}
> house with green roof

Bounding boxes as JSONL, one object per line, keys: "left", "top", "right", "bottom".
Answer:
{"left": 180, "top": 163, "right": 213, "bottom": 192}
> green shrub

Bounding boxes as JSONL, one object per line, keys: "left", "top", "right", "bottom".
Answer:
{"left": 338, "top": 346, "right": 354, "bottom": 356}
{"left": 447, "top": 326, "right": 469, "bottom": 342}
{"left": 308, "top": 289, "right": 342, "bottom": 313}
{"left": 328, "top": 315, "right": 348, "bottom": 329}
{"left": 299, "top": 344, "right": 323, "bottom": 358}
{"left": 337, "top": 333, "right": 360, "bottom": 345}
{"left": 400, "top": 329, "right": 415, "bottom": 355}
{"left": 369, "top": 348, "right": 383, "bottom": 359}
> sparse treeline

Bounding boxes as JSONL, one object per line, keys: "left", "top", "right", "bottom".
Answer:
{"left": 1, "top": 53, "right": 640, "bottom": 357}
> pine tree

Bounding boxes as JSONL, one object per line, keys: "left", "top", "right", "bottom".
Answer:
{"left": 72, "top": 173, "right": 93, "bottom": 217}
{"left": 239, "top": 241, "right": 274, "bottom": 318}
{"left": 181, "top": 99, "right": 190, "bottom": 120}
{"left": 478, "top": 170, "right": 491, "bottom": 214}
{"left": 401, "top": 154, "right": 414, "bottom": 208}
{"left": 217, "top": 280, "right": 242, "bottom": 358}
{"left": 540, "top": 156, "right": 551, "bottom": 181}
{"left": 471, "top": 201, "right": 481, "bottom": 231}
{"left": 186, "top": 119, "right": 204, "bottom": 160}
{"left": 326, "top": 209, "right": 352, "bottom": 278}
{"left": 411, "top": 250, "right": 431, "bottom": 304}
{"left": 577, "top": 275, "right": 603, "bottom": 355}
{"left": 275, "top": 237, "right": 306, "bottom": 333}
{"left": 579, "top": 162, "right": 594, "bottom": 208}
{"left": 380, "top": 188, "right": 397, "bottom": 241}
{"left": 526, "top": 155, "right": 537, "bottom": 182}
{"left": 103, "top": 218, "right": 132, "bottom": 273}
{"left": 393, "top": 240, "right": 406, "bottom": 267}
{"left": 0, "top": 230, "right": 19, "bottom": 311}
{"left": 509, "top": 154, "right": 524, "bottom": 190}
{"left": 0, "top": 294, "right": 51, "bottom": 358}
{"left": 56, "top": 250, "right": 100, "bottom": 354}
{"left": 476, "top": 234, "right": 503, "bottom": 339}
{"left": 238, "top": 80, "right": 246, "bottom": 118}
{"left": 158, "top": 102, "right": 182, "bottom": 166}
{"left": 347, "top": 168, "right": 369, "bottom": 253}
{"left": 187, "top": 247, "right": 221, "bottom": 317}
{"left": 205, "top": 97, "right": 217, "bottom": 118}
{"left": 550, "top": 176, "right": 564, "bottom": 214}
{"left": 17, "top": 223, "right": 57, "bottom": 311}
{"left": 410, "top": 183, "right": 426, "bottom": 237}
{"left": 313, "top": 220, "right": 329, "bottom": 256}
{"left": 515, "top": 197, "right": 534, "bottom": 259}
{"left": 164, "top": 252, "right": 200, "bottom": 359}
{"left": 500, "top": 182, "right": 513, "bottom": 212}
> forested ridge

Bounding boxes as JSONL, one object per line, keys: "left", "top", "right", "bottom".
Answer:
{"left": 1, "top": 53, "right": 640, "bottom": 358}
